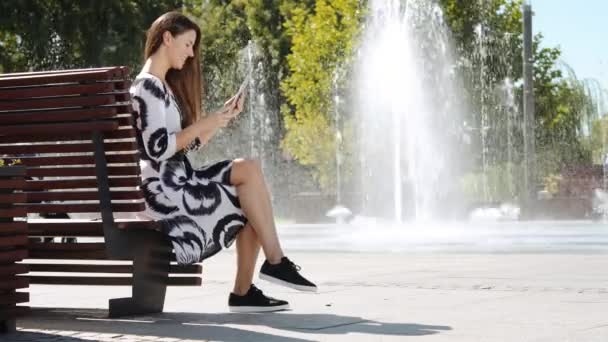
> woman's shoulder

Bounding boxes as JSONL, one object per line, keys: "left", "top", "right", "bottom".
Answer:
{"left": 131, "top": 72, "right": 168, "bottom": 97}
{"left": 131, "top": 72, "right": 172, "bottom": 108}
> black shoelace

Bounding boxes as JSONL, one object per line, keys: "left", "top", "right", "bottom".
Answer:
{"left": 250, "top": 284, "right": 263, "bottom": 295}
{"left": 285, "top": 258, "right": 302, "bottom": 272}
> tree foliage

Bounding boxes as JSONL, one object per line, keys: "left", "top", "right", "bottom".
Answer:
{"left": 280, "top": 0, "right": 364, "bottom": 192}
{"left": 186, "top": 0, "right": 251, "bottom": 110}
{"left": 0, "top": 0, "right": 181, "bottom": 74}
{"left": 440, "top": 0, "right": 598, "bottom": 197}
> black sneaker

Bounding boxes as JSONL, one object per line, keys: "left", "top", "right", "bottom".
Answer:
{"left": 259, "top": 257, "right": 317, "bottom": 292}
{"left": 228, "top": 284, "right": 289, "bottom": 313}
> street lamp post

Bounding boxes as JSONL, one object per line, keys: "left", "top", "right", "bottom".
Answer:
{"left": 522, "top": 2, "right": 536, "bottom": 217}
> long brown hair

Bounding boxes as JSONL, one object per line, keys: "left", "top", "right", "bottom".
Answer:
{"left": 144, "top": 11, "right": 203, "bottom": 126}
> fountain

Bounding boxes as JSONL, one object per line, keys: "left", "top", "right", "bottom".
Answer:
{"left": 192, "top": 40, "right": 283, "bottom": 200}
{"left": 269, "top": 0, "right": 608, "bottom": 253}
{"left": 327, "top": 68, "right": 353, "bottom": 223}
{"left": 354, "top": 0, "right": 467, "bottom": 221}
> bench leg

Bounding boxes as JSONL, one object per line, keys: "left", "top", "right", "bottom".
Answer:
{"left": 108, "top": 233, "right": 171, "bottom": 318}
{"left": 1, "top": 319, "right": 16, "bottom": 333}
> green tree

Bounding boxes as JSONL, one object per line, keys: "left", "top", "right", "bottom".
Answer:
{"left": 589, "top": 116, "right": 608, "bottom": 164}
{"left": 0, "top": 0, "right": 181, "bottom": 74}
{"left": 185, "top": 0, "right": 315, "bottom": 118}
{"left": 186, "top": 0, "right": 251, "bottom": 109}
{"left": 440, "top": 0, "right": 596, "bottom": 201}
{"left": 280, "top": 0, "right": 365, "bottom": 192}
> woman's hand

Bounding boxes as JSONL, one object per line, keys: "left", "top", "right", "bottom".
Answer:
{"left": 223, "top": 91, "right": 246, "bottom": 115}
{"left": 233, "top": 92, "right": 246, "bottom": 113}
{"left": 200, "top": 109, "right": 237, "bottom": 131}
{"left": 190, "top": 110, "right": 234, "bottom": 146}
{"left": 186, "top": 95, "right": 245, "bottom": 147}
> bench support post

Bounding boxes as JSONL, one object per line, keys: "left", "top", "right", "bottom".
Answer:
{"left": 109, "top": 230, "right": 171, "bottom": 318}
{"left": 92, "top": 131, "right": 132, "bottom": 259}
{"left": 92, "top": 131, "right": 172, "bottom": 317}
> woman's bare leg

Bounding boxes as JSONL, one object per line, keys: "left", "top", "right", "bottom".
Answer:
{"left": 233, "top": 223, "right": 260, "bottom": 295}
{"left": 230, "top": 159, "right": 284, "bottom": 264}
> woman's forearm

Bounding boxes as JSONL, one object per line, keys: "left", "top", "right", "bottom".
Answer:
{"left": 176, "top": 120, "right": 205, "bottom": 151}
{"left": 175, "top": 114, "right": 220, "bottom": 151}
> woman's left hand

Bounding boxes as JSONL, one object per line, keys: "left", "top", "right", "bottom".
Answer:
{"left": 223, "top": 92, "right": 246, "bottom": 115}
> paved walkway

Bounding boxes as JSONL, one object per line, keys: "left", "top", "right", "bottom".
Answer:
{"left": 7, "top": 251, "right": 608, "bottom": 341}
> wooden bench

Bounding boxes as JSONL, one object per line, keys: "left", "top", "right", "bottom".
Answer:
{"left": 0, "top": 165, "right": 28, "bottom": 333}
{"left": 0, "top": 67, "right": 203, "bottom": 323}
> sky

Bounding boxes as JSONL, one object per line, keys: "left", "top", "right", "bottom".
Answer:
{"left": 532, "top": 0, "right": 607, "bottom": 92}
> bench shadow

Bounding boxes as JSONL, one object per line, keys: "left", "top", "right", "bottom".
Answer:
{"left": 17, "top": 307, "right": 452, "bottom": 341}
{"left": 5, "top": 331, "right": 94, "bottom": 341}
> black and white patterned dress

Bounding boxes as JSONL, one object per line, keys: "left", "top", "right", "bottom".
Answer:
{"left": 130, "top": 72, "right": 246, "bottom": 265}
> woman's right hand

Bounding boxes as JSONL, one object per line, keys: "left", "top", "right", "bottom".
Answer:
{"left": 195, "top": 110, "right": 238, "bottom": 143}
{"left": 178, "top": 109, "right": 237, "bottom": 151}
{"left": 204, "top": 110, "right": 238, "bottom": 129}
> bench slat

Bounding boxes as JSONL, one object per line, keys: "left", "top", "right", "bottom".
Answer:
{"left": 28, "top": 222, "right": 104, "bottom": 237}
{"left": 0, "top": 292, "right": 29, "bottom": 306}
{"left": 0, "top": 68, "right": 126, "bottom": 87}
{"left": 167, "top": 277, "right": 202, "bottom": 286}
{"left": 0, "top": 141, "right": 138, "bottom": 154}
{"left": 0, "top": 106, "right": 118, "bottom": 125}
{"left": 27, "top": 241, "right": 180, "bottom": 261}
{"left": 26, "top": 165, "right": 139, "bottom": 178}
{"left": 26, "top": 263, "right": 202, "bottom": 274}
{"left": 0, "top": 80, "right": 130, "bottom": 101}
{"left": 117, "top": 116, "right": 134, "bottom": 127}
{"left": 0, "top": 277, "right": 28, "bottom": 291}
{"left": 0, "top": 103, "right": 131, "bottom": 116}
{"left": 28, "top": 264, "right": 132, "bottom": 273}
{"left": 18, "top": 153, "right": 139, "bottom": 167}
{"left": 0, "top": 264, "right": 29, "bottom": 277}
{"left": 26, "top": 276, "right": 201, "bottom": 286}
{"left": 170, "top": 264, "right": 203, "bottom": 274}
{"left": 25, "top": 177, "right": 141, "bottom": 190}
{"left": 0, "top": 82, "right": 115, "bottom": 100}
{"left": 0, "top": 222, "right": 27, "bottom": 235}
{"left": 0, "top": 179, "right": 27, "bottom": 190}
{"left": 0, "top": 66, "right": 127, "bottom": 78}
{"left": 0, "top": 249, "right": 27, "bottom": 263}
{"left": 0, "top": 127, "right": 136, "bottom": 144}
{"left": 28, "top": 220, "right": 162, "bottom": 237}
{"left": 26, "top": 190, "right": 143, "bottom": 202}
{"left": 0, "top": 235, "right": 27, "bottom": 247}
{"left": 102, "top": 129, "right": 137, "bottom": 140}
{"left": 29, "top": 242, "right": 105, "bottom": 251}
{"left": 0, "top": 120, "right": 119, "bottom": 136}
{"left": 0, "top": 208, "right": 27, "bottom": 218}
{"left": 0, "top": 94, "right": 120, "bottom": 111}
{"left": 29, "top": 249, "right": 107, "bottom": 260}
{"left": 23, "top": 202, "right": 146, "bottom": 213}
{"left": 0, "top": 193, "right": 26, "bottom": 204}
{"left": 115, "top": 220, "right": 162, "bottom": 230}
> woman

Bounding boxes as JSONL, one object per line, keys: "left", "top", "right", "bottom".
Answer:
{"left": 130, "top": 11, "right": 316, "bottom": 313}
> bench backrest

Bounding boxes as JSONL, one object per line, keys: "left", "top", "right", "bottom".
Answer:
{"left": 0, "top": 66, "right": 143, "bottom": 214}
{"left": 0, "top": 67, "right": 202, "bottom": 285}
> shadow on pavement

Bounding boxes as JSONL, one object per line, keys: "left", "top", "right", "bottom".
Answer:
{"left": 5, "top": 331, "right": 93, "bottom": 342}
{"left": 16, "top": 307, "right": 452, "bottom": 341}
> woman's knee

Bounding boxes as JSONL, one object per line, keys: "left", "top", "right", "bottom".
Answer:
{"left": 234, "top": 158, "right": 261, "bottom": 175}
{"left": 231, "top": 158, "right": 262, "bottom": 184}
